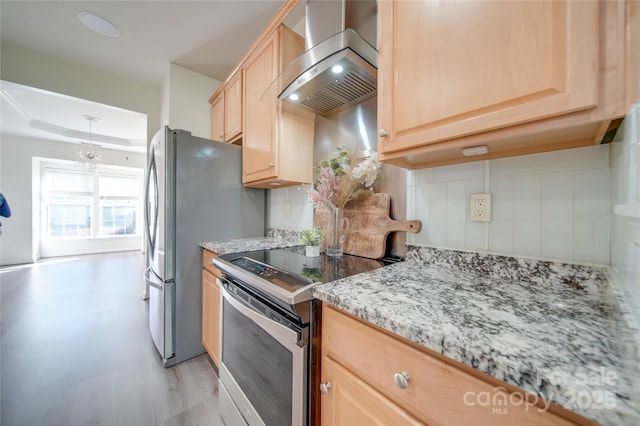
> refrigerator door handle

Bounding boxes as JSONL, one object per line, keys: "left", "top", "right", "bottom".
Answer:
{"left": 144, "top": 150, "right": 159, "bottom": 257}
{"left": 144, "top": 268, "right": 163, "bottom": 290}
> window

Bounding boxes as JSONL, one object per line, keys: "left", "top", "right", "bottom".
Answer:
{"left": 44, "top": 166, "right": 142, "bottom": 239}
{"left": 46, "top": 170, "right": 94, "bottom": 238}
{"left": 99, "top": 175, "right": 139, "bottom": 236}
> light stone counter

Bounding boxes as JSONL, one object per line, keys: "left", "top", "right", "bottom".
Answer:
{"left": 200, "top": 229, "right": 301, "bottom": 255}
{"left": 313, "top": 249, "right": 640, "bottom": 426}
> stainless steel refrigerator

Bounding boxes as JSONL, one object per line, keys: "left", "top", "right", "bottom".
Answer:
{"left": 144, "top": 126, "right": 265, "bottom": 367}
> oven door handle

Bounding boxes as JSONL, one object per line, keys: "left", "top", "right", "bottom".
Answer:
{"left": 220, "top": 280, "right": 303, "bottom": 350}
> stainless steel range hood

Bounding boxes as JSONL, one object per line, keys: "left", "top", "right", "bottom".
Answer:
{"left": 264, "top": 0, "right": 377, "bottom": 116}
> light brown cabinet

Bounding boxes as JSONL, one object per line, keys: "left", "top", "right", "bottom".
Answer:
{"left": 242, "top": 24, "right": 314, "bottom": 189}
{"left": 322, "top": 355, "right": 422, "bottom": 425}
{"left": 321, "top": 305, "right": 593, "bottom": 426}
{"left": 377, "top": 0, "right": 638, "bottom": 169}
{"left": 210, "top": 93, "right": 225, "bottom": 142}
{"left": 202, "top": 249, "right": 221, "bottom": 368}
{"left": 224, "top": 71, "right": 243, "bottom": 143}
{"left": 209, "top": 69, "right": 243, "bottom": 144}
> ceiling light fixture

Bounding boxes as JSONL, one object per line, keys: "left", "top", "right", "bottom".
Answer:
{"left": 79, "top": 11, "right": 120, "bottom": 37}
{"left": 73, "top": 115, "right": 105, "bottom": 170}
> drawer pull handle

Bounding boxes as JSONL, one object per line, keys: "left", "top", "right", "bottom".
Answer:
{"left": 378, "top": 128, "right": 388, "bottom": 138}
{"left": 320, "top": 382, "right": 332, "bottom": 395}
{"left": 394, "top": 371, "right": 410, "bottom": 389}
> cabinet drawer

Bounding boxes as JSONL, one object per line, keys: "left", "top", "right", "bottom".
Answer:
{"left": 322, "top": 306, "right": 581, "bottom": 426}
{"left": 202, "top": 249, "right": 222, "bottom": 278}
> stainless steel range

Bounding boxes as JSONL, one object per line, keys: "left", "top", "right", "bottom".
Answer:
{"left": 213, "top": 247, "right": 395, "bottom": 426}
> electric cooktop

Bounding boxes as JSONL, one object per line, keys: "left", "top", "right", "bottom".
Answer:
{"left": 214, "top": 247, "right": 402, "bottom": 305}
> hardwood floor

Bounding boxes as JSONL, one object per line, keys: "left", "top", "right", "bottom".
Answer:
{"left": 0, "top": 251, "right": 223, "bottom": 426}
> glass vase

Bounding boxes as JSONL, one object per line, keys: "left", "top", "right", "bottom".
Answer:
{"left": 325, "top": 205, "right": 349, "bottom": 257}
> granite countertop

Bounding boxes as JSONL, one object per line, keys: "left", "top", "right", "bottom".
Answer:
{"left": 200, "top": 235, "right": 639, "bottom": 424}
{"left": 200, "top": 236, "right": 300, "bottom": 255}
{"left": 313, "top": 258, "right": 640, "bottom": 426}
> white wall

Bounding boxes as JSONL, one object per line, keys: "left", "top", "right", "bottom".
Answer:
{"left": 0, "top": 42, "right": 161, "bottom": 142}
{"left": 0, "top": 134, "right": 146, "bottom": 266}
{"left": 610, "top": 103, "right": 640, "bottom": 326}
{"left": 162, "top": 63, "right": 221, "bottom": 139}
{"left": 409, "top": 144, "right": 611, "bottom": 265}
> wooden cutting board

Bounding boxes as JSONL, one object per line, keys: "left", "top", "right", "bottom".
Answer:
{"left": 314, "top": 192, "right": 422, "bottom": 259}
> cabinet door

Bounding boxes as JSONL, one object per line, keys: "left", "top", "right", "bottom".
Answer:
{"left": 224, "top": 71, "right": 242, "bottom": 142}
{"left": 210, "top": 94, "right": 225, "bottom": 142}
{"left": 243, "top": 30, "right": 278, "bottom": 183}
{"left": 321, "top": 356, "right": 423, "bottom": 426}
{"left": 202, "top": 269, "right": 220, "bottom": 368}
{"left": 378, "top": 0, "right": 599, "bottom": 154}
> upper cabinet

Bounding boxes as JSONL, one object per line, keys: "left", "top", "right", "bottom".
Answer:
{"left": 224, "top": 71, "right": 243, "bottom": 143}
{"left": 242, "top": 24, "right": 314, "bottom": 188}
{"left": 209, "top": 68, "right": 243, "bottom": 144}
{"left": 210, "top": 91, "right": 224, "bottom": 142}
{"left": 377, "top": 0, "right": 638, "bottom": 169}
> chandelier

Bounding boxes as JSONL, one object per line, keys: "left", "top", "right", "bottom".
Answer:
{"left": 73, "top": 115, "right": 105, "bottom": 170}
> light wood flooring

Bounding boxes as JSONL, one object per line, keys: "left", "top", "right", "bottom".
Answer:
{"left": 1, "top": 251, "right": 223, "bottom": 426}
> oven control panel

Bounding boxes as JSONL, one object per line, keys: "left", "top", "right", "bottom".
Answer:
{"left": 231, "top": 257, "right": 281, "bottom": 280}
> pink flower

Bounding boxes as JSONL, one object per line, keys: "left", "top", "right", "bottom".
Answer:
{"left": 304, "top": 147, "right": 380, "bottom": 209}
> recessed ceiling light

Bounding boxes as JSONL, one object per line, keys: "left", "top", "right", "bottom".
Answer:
{"left": 289, "top": 94, "right": 299, "bottom": 101}
{"left": 79, "top": 11, "right": 120, "bottom": 37}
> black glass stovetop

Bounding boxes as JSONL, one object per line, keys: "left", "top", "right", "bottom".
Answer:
{"left": 217, "top": 247, "right": 401, "bottom": 296}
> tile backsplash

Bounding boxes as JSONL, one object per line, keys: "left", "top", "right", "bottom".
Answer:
{"left": 270, "top": 144, "right": 612, "bottom": 266}
{"left": 268, "top": 186, "right": 313, "bottom": 232}
{"left": 409, "top": 144, "right": 611, "bottom": 265}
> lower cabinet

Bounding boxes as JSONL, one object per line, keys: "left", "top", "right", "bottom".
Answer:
{"left": 320, "top": 305, "right": 592, "bottom": 426}
{"left": 322, "top": 355, "right": 421, "bottom": 425}
{"left": 202, "top": 249, "right": 221, "bottom": 368}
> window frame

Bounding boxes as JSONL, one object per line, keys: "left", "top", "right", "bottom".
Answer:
{"left": 42, "top": 163, "right": 144, "bottom": 241}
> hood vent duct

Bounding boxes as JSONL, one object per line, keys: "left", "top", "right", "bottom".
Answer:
{"left": 263, "top": 0, "right": 377, "bottom": 117}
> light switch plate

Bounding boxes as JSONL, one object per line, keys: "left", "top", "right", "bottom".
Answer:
{"left": 470, "top": 193, "right": 491, "bottom": 222}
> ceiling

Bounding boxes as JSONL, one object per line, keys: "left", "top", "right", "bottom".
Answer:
{"left": 1, "top": 80, "right": 149, "bottom": 153}
{"left": 0, "top": 0, "right": 301, "bottom": 153}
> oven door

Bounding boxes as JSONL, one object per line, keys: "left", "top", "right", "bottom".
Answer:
{"left": 219, "top": 278, "right": 308, "bottom": 426}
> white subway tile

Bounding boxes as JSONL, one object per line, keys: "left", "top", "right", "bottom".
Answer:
{"left": 492, "top": 145, "right": 609, "bottom": 178}
{"left": 289, "top": 187, "right": 314, "bottom": 231}
{"left": 427, "top": 182, "right": 447, "bottom": 246}
{"left": 541, "top": 173, "right": 574, "bottom": 260}
{"left": 413, "top": 181, "right": 430, "bottom": 245}
{"left": 488, "top": 178, "right": 514, "bottom": 254}
{"left": 446, "top": 181, "right": 467, "bottom": 248}
{"left": 574, "top": 169, "right": 610, "bottom": 264}
{"left": 512, "top": 175, "right": 542, "bottom": 258}
{"left": 415, "top": 160, "right": 485, "bottom": 183}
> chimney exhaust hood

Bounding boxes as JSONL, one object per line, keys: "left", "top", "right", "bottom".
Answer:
{"left": 263, "top": 0, "right": 377, "bottom": 116}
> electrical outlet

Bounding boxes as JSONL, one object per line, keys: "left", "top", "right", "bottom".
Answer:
{"left": 284, "top": 201, "right": 290, "bottom": 216}
{"left": 470, "top": 193, "right": 491, "bottom": 222}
